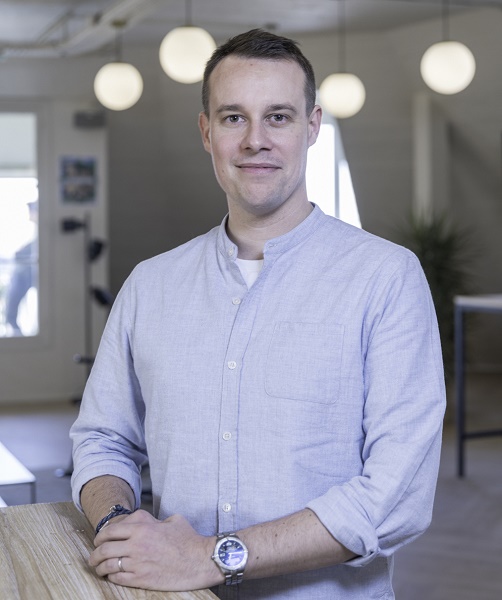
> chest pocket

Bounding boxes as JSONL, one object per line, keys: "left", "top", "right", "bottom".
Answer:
{"left": 265, "top": 321, "right": 344, "bottom": 404}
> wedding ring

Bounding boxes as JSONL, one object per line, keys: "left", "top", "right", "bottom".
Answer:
{"left": 118, "top": 557, "right": 125, "bottom": 572}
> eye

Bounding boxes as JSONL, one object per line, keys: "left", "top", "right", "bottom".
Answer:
{"left": 225, "top": 115, "right": 243, "bottom": 123}
{"left": 269, "top": 114, "right": 289, "bottom": 124}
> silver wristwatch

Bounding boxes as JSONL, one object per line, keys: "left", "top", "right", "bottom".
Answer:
{"left": 212, "top": 532, "right": 249, "bottom": 585}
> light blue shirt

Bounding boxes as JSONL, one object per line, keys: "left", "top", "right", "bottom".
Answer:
{"left": 71, "top": 205, "right": 446, "bottom": 599}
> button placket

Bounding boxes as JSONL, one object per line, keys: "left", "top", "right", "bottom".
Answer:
{"left": 217, "top": 269, "right": 261, "bottom": 531}
{"left": 218, "top": 295, "right": 247, "bottom": 531}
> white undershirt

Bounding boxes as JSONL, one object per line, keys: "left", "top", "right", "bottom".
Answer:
{"left": 235, "top": 257, "right": 264, "bottom": 288}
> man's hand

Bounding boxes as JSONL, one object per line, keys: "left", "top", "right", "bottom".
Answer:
{"left": 88, "top": 509, "right": 223, "bottom": 591}
{"left": 83, "top": 477, "right": 354, "bottom": 590}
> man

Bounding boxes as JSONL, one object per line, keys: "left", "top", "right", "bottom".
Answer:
{"left": 71, "top": 29, "right": 446, "bottom": 599}
{"left": 5, "top": 201, "right": 38, "bottom": 336}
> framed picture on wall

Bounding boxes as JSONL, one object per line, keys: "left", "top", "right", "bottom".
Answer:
{"left": 60, "top": 156, "right": 97, "bottom": 204}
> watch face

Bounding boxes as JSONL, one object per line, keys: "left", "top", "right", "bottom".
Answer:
{"left": 218, "top": 538, "right": 247, "bottom": 569}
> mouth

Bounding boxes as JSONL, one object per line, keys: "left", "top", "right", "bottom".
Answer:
{"left": 236, "top": 163, "right": 280, "bottom": 174}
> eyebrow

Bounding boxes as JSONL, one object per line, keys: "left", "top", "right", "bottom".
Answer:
{"left": 215, "top": 103, "right": 299, "bottom": 115}
{"left": 268, "top": 104, "right": 298, "bottom": 115}
{"left": 215, "top": 104, "right": 242, "bottom": 115}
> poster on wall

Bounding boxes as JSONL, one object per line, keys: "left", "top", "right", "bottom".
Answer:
{"left": 60, "top": 156, "right": 97, "bottom": 204}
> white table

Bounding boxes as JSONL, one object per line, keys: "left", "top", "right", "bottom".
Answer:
{"left": 454, "top": 294, "right": 502, "bottom": 476}
{"left": 0, "top": 442, "right": 36, "bottom": 504}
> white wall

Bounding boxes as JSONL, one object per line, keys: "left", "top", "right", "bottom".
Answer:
{"left": 104, "top": 45, "right": 227, "bottom": 291}
{"left": 388, "top": 9, "right": 502, "bottom": 370}
{"left": 299, "top": 9, "right": 502, "bottom": 370}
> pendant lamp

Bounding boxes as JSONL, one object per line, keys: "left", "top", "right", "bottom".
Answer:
{"left": 159, "top": 0, "right": 216, "bottom": 84}
{"left": 420, "top": 0, "right": 475, "bottom": 95}
{"left": 94, "top": 21, "right": 143, "bottom": 111}
{"left": 319, "top": 0, "right": 366, "bottom": 119}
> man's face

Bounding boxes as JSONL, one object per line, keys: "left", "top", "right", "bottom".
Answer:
{"left": 199, "top": 56, "right": 321, "bottom": 220}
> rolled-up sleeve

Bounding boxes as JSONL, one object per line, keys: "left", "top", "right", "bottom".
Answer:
{"left": 70, "top": 271, "right": 148, "bottom": 511}
{"left": 307, "top": 251, "right": 446, "bottom": 566}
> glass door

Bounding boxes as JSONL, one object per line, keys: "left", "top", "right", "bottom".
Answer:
{"left": 0, "top": 113, "right": 39, "bottom": 337}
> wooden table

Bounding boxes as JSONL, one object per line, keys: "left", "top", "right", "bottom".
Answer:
{"left": 454, "top": 294, "right": 502, "bottom": 476}
{"left": 0, "top": 502, "right": 217, "bottom": 600}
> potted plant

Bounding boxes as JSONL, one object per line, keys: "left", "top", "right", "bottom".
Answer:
{"left": 398, "top": 213, "right": 474, "bottom": 380}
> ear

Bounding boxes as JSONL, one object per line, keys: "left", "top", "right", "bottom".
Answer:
{"left": 307, "top": 104, "right": 323, "bottom": 148}
{"left": 198, "top": 111, "right": 212, "bottom": 154}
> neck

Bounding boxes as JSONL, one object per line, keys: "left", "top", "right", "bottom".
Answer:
{"left": 226, "top": 201, "right": 313, "bottom": 260}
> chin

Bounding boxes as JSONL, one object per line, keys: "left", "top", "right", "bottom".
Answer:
{"left": 239, "top": 196, "right": 288, "bottom": 217}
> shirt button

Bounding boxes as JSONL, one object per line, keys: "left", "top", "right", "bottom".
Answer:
{"left": 232, "top": 297, "right": 241, "bottom": 305}
{"left": 222, "top": 432, "right": 232, "bottom": 441}
{"left": 227, "top": 361, "right": 237, "bottom": 369}
{"left": 222, "top": 503, "right": 232, "bottom": 513}
{"left": 227, "top": 247, "right": 234, "bottom": 257}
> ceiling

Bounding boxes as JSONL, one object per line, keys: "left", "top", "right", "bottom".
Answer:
{"left": 0, "top": 0, "right": 500, "bottom": 59}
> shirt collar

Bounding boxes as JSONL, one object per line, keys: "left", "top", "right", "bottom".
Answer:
{"left": 217, "top": 204, "right": 326, "bottom": 261}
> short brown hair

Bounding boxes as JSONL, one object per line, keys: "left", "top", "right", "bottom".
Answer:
{"left": 202, "top": 29, "right": 316, "bottom": 116}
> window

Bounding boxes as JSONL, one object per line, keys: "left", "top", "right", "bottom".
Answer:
{"left": 306, "top": 112, "right": 361, "bottom": 228}
{"left": 0, "top": 113, "right": 39, "bottom": 337}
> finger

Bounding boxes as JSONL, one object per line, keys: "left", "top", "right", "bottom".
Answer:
{"left": 94, "top": 510, "right": 156, "bottom": 545}
{"left": 94, "top": 520, "right": 133, "bottom": 546}
{"left": 94, "top": 556, "right": 129, "bottom": 577}
{"left": 106, "top": 571, "right": 139, "bottom": 588}
{"left": 89, "top": 541, "right": 130, "bottom": 568}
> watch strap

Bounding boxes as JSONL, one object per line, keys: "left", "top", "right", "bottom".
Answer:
{"left": 217, "top": 531, "right": 236, "bottom": 539}
{"left": 224, "top": 569, "right": 245, "bottom": 586}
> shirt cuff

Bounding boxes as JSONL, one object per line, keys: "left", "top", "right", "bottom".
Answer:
{"left": 306, "top": 492, "right": 380, "bottom": 568}
{"left": 71, "top": 460, "right": 142, "bottom": 513}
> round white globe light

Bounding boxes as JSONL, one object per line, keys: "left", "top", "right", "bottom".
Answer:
{"left": 159, "top": 26, "right": 216, "bottom": 84}
{"left": 94, "top": 62, "right": 144, "bottom": 111}
{"left": 420, "top": 40, "right": 476, "bottom": 95}
{"left": 319, "top": 72, "right": 366, "bottom": 119}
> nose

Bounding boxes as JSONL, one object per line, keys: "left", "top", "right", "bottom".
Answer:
{"left": 242, "top": 120, "right": 271, "bottom": 152}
